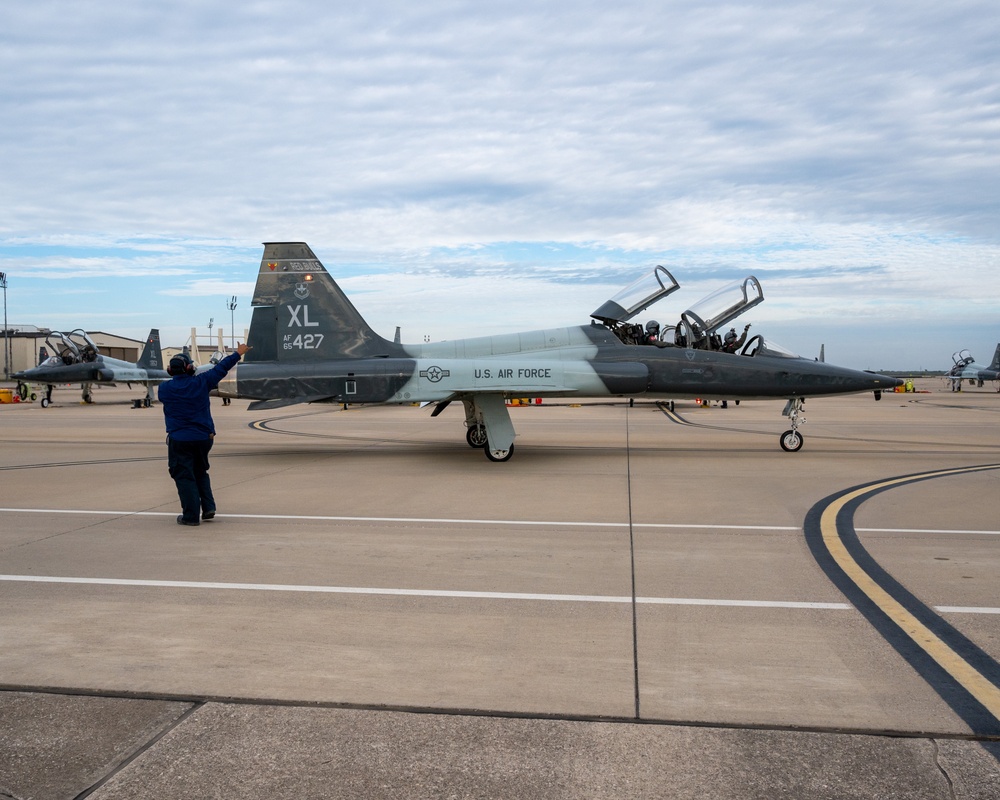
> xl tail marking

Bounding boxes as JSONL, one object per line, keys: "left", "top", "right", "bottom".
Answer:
{"left": 137, "top": 329, "right": 163, "bottom": 370}
{"left": 244, "top": 242, "right": 402, "bottom": 363}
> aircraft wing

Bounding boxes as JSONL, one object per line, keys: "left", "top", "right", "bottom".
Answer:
{"left": 247, "top": 395, "right": 338, "bottom": 411}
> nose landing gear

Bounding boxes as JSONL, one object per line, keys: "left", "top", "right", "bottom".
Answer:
{"left": 779, "top": 398, "right": 805, "bottom": 452}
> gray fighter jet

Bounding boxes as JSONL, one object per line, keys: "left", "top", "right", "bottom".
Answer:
{"left": 216, "top": 242, "right": 900, "bottom": 460}
{"left": 13, "top": 328, "right": 168, "bottom": 407}
{"left": 946, "top": 345, "right": 1000, "bottom": 392}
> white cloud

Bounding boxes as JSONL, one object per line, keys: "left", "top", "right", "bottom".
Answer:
{"left": 1, "top": 1, "right": 998, "bottom": 368}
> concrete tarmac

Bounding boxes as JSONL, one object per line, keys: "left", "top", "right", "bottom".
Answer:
{"left": 1, "top": 379, "right": 999, "bottom": 798}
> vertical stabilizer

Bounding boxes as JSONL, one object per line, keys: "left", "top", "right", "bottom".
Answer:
{"left": 245, "top": 242, "right": 401, "bottom": 363}
{"left": 137, "top": 329, "right": 163, "bottom": 371}
{"left": 989, "top": 343, "right": 1000, "bottom": 372}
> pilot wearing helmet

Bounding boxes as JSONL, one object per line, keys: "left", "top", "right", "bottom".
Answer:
{"left": 722, "top": 323, "right": 751, "bottom": 353}
{"left": 644, "top": 320, "right": 661, "bottom": 345}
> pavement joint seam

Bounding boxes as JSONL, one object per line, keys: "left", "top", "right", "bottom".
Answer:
{"left": 4, "top": 686, "right": 1000, "bottom": 745}
{"left": 930, "top": 739, "right": 959, "bottom": 800}
{"left": 72, "top": 701, "right": 204, "bottom": 800}
{"left": 625, "top": 402, "right": 641, "bottom": 720}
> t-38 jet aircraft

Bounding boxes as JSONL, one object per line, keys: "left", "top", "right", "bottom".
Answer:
{"left": 216, "top": 242, "right": 900, "bottom": 460}
{"left": 13, "top": 328, "right": 168, "bottom": 407}
{"left": 946, "top": 345, "right": 1000, "bottom": 392}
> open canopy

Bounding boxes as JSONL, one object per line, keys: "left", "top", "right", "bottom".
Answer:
{"left": 677, "top": 276, "right": 763, "bottom": 347}
{"left": 39, "top": 329, "right": 99, "bottom": 367}
{"left": 590, "top": 265, "right": 680, "bottom": 324}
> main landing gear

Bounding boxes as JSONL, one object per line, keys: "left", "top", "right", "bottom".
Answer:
{"left": 465, "top": 421, "right": 516, "bottom": 461}
{"left": 462, "top": 395, "right": 516, "bottom": 462}
{"left": 779, "top": 397, "right": 805, "bottom": 452}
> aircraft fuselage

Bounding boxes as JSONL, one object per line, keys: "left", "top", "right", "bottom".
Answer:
{"left": 220, "top": 322, "right": 893, "bottom": 406}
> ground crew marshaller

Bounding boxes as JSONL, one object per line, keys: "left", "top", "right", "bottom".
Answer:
{"left": 158, "top": 343, "right": 250, "bottom": 526}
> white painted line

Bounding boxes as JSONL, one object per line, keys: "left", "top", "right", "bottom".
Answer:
{"left": 0, "top": 507, "right": 790, "bottom": 529}
{"left": 635, "top": 597, "right": 849, "bottom": 610}
{"left": 3, "top": 575, "right": 995, "bottom": 613}
{"left": 0, "top": 573, "right": 849, "bottom": 607}
{"left": 2, "top": 507, "right": 999, "bottom": 536}
{"left": 0, "top": 508, "right": 178, "bottom": 518}
{"left": 0, "top": 574, "right": 619, "bottom": 602}
{"left": 935, "top": 606, "right": 1000, "bottom": 615}
{"left": 857, "top": 528, "right": 1000, "bottom": 536}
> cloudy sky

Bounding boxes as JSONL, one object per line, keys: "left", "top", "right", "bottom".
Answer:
{"left": 2, "top": 0, "right": 998, "bottom": 370}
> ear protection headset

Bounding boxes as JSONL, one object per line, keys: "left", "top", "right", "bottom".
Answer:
{"left": 167, "top": 352, "right": 196, "bottom": 376}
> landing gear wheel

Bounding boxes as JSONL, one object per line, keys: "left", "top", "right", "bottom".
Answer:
{"left": 780, "top": 430, "right": 803, "bottom": 452}
{"left": 143, "top": 397, "right": 151, "bottom": 408}
{"left": 466, "top": 424, "right": 488, "bottom": 448}
{"left": 485, "top": 444, "right": 515, "bottom": 462}
{"left": 41, "top": 398, "right": 50, "bottom": 408}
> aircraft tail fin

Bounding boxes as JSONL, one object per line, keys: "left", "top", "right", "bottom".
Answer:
{"left": 137, "top": 329, "right": 164, "bottom": 371}
{"left": 245, "top": 242, "right": 401, "bottom": 363}
{"left": 989, "top": 343, "right": 1000, "bottom": 372}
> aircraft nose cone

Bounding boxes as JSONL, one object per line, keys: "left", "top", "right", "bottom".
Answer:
{"left": 861, "top": 371, "right": 904, "bottom": 396}
{"left": 867, "top": 372, "right": 904, "bottom": 388}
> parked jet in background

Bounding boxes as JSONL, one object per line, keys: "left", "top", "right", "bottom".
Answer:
{"left": 946, "top": 345, "right": 1000, "bottom": 392}
{"left": 13, "top": 329, "right": 168, "bottom": 407}
{"left": 216, "top": 242, "right": 900, "bottom": 460}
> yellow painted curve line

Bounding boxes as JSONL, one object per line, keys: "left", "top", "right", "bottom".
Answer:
{"left": 820, "top": 465, "right": 1000, "bottom": 721}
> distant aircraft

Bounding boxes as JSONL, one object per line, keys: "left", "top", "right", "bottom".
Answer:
{"left": 13, "top": 329, "right": 168, "bottom": 407}
{"left": 216, "top": 242, "right": 901, "bottom": 460}
{"left": 946, "top": 345, "right": 1000, "bottom": 392}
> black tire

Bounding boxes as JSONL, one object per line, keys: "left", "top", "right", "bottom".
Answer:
{"left": 485, "top": 444, "right": 515, "bottom": 462}
{"left": 466, "top": 425, "right": 488, "bottom": 448}
{"left": 779, "top": 430, "right": 803, "bottom": 452}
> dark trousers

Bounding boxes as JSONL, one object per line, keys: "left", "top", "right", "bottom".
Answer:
{"left": 167, "top": 437, "right": 215, "bottom": 523}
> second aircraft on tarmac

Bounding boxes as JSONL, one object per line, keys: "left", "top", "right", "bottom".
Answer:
{"left": 213, "top": 242, "right": 900, "bottom": 461}
{"left": 946, "top": 346, "right": 1000, "bottom": 392}
{"left": 12, "top": 329, "right": 167, "bottom": 407}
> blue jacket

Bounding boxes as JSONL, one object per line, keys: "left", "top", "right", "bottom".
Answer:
{"left": 158, "top": 352, "right": 241, "bottom": 441}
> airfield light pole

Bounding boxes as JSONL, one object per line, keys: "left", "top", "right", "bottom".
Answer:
{"left": 227, "top": 296, "right": 237, "bottom": 351}
{"left": 0, "top": 272, "right": 8, "bottom": 379}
